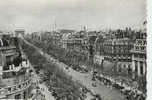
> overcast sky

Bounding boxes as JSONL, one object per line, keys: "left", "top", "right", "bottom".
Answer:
{"left": 0, "top": 0, "right": 146, "bottom": 33}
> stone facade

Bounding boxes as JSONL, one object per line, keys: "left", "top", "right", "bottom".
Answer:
{"left": 0, "top": 34, "right": 32, "bottom": 99}
{"left": 131, "top": 31, "right": 146, "bottom": 78}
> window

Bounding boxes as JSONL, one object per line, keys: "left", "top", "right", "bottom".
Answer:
{"left": 3, "top": 66, "right": 9, "bottom": 70}
{"left": 139, "top": 54, "right": 143, "bottom": 58}
{"left": 6, "top": 56, "right": 11, "bottom": 63}
{"left": 135, "top": 61, "right": 138, "bottom": 73}
{"left": 8, "top": 88, "right": 11, "bottom": 93}
{"left": 140, "top": 62, "right": 143, "bottom": 75}
{"left": 23, "top": 91, "right": 27, "bottom": 99}
{"left": 138, "top": 40, "right": 142, "bottom": 45}
{"left": 124, "top": 64, "right": 126, "bottom": 68}
{"left": 13, "top": 86, "right": 17, "bottom": 91}
{"left": 144, "top": 41, "right": 146, "bottom": 45}
{"left": 141, "top": 46, "right": 145, "bottom": 50}
{"left": 118, "top": 64, "right": 121, "bottom": 72}
{"left": 128, "top": 64, "right": 131, "bottom": 73}
{"left": 18, "top": 85, "right": 21, "bottom": 89}
{"left": 135, "top": 46, "right": 139, "bottom": 50}
{"left": 134, "top": 54, "right": 138, "bottom": 58}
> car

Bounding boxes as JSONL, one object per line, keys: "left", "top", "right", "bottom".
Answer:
{"left": 52, "top": 90, "right": 58, "bottom": 98}
{"left": 92, "top": 76, "right": 96, "bottom": 81}
{"left": 94, "top": 94, "right": 102, "bottom": 100}
{"left": 82, "top": 87, "right": 89, "bottom": 93}
{"left": 92, "top": 83, "right": 97, "bottom": 87}
{"left": 84, "top": 69, "right": 88, "bottom": 72}
{"left": 80, "top": 68, "right": 88, "bottom": 73}
{"left": 36, "top": 86, "right": 40, "bottom": 89}
{"left": 29, "top": 69, "right": 33, "bottom": 73}
{"left": 122, "top": 89, "right": 131, "bottom": 95}
{"left": 39, "top": 79, "right": 43, "bottom": 84}
{"left": 65, "top": 67, "right": 69, "bottom": 70}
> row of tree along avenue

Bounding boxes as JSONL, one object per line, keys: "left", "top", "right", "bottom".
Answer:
{"left": 21, "top": 40, "right": 89, "bottom": 100}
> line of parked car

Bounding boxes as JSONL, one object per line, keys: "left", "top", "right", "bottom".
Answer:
{"left": 92, "top": 72, "right": 146, "bottom": 100}
{"left": 71, "top": 65, "right": 88, "bottom": 73}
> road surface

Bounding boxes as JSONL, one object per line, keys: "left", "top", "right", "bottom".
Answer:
{"left": 23, "top": 38, "right": 125, "bottom": 100}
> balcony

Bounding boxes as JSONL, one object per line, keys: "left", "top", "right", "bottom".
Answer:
{"left": 0, "top": 69, "right": 31, "bottom": 97}
{"left": 132, "top": 57, "right": 146, "bottom": 62}
{"left": 0, "top": 46, "right": 16, "bottom": 51}
{"left": 0, "top": 46, "right": 18, "bottom": 57}
{"left": 2, "top": 60, "right": 30, "bottom": 73}
{"left": 2, "top": 69, "right": 30, "bottom": 86}
{"left": 131, "top": 49, "right": 146, "bottom": 54}
{"left": 0, "top": 78, "right": 31, "bottom": 97}
{"left": 0, "top": 46, "right": 17, "bottom": 55}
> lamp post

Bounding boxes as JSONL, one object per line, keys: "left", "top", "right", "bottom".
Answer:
{"left": 111, "top": 58, "right": 118, "bottom": 77}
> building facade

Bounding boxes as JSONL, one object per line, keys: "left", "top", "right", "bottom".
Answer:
{"left": 62, "top": 32, "right": 88, "bottom": 53}
{"left": 0, "top": 34, "right": 32, "bottom": 99}
{"left": 93, "top": 36, "right": 105, "bottom": 65}
{"left": 131, "top": 30, "right": 147, "bottom": 78}
{"left": 93, "top": 28, "right": 147, "bottom": 79}
{"left": 103, "top": 38, "right": 133, "bottom": 75}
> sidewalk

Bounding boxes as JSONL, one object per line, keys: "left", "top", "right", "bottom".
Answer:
{"left": 23, "top": 38, "right": 125, "bottom": 100}
{"left": 39, "top": 83, "right": 56, "bottom": 100}
{"left": 97, "top": 74, "right": 144, "bottom": 95}
{"left": 28, "top": 58, "right": 55, "bottom": 100}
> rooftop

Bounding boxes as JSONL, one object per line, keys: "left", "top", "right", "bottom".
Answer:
{"left": 15, "top": 29, "right": 25, "bottom": 32}
{"left": 59, "top": 29, "right": 75, "bottom": 34}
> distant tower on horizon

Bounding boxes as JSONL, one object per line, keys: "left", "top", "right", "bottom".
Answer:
{"left": 83, "top": 26, "right": 87, "bottom": 32}
{"left": 54, "top": 19, "right": 57, "bottom": 31}
{"left": 52, "top": 17, "right": 57, "bottom": 32}
{"left": 51, "top": 17, "right": 57, "bottom": 32}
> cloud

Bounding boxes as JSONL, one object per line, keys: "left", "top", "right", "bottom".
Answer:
{"left": 0, "top": 0, "right": 146, "bottom": 32}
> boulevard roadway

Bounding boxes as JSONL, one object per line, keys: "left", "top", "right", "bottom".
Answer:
{"left": 22, "top": 37, "right": 125, "bottom": 100}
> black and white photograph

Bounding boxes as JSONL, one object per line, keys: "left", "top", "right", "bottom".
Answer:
{"left": 0, "top": 0, "right": 150, "bottom": 100}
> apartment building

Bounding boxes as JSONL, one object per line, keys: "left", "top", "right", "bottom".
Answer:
{"left": 131, "top": 30, "right": 147, "bottom": 78}
{"left": 0, "top": 34, "right": 32, "bottom": 99}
